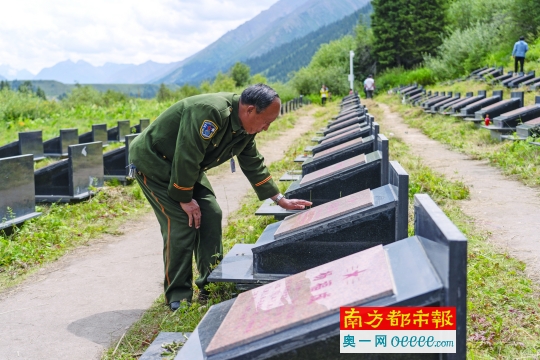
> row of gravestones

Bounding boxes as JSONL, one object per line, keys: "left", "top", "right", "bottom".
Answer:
{"left": 0, "top": 119, "right": 149, "bottom": 160}
{"left": 140, "top": 93, "right": 468, "bottom": 359}
{"left": 397, "top": 83, "right": 540, "bottom": 147}
{"left": 280, "top": 96, "right": 310, "bottom": 116}
{"left": 0, "top": 119, "right": 150, "bottom": 231}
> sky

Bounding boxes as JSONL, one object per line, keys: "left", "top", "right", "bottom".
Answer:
{"left": 0, "top": 0, "right": 280, "bottom": 74}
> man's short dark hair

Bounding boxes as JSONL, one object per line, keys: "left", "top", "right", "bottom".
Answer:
{"left": 240, "top": 84, "right": 280, "bottom": 113}
{"left": 520, "top": 36, "right": 525, "bottom": 40}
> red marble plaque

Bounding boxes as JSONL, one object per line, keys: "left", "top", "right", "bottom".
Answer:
{"left": 325, "top": 124, "right": 360, "bottom": 139}
{"left": 205, "top": 245, "right": 394, "bottom": 355}
{"left": 300, "top": 154, "right": 366, "bottom": 186}
{"left": 321, "top": 129, "right": 361, "bottom": 145}
{"left": 313, "top": 137, "right": 364, "bottom": 160}
{"left": 273, "top": 189, "right": 373, "bottom": 239}
{"left": 501, "top": 105, "right": 536, "bottom": 117}
{"left": 525, "top": 117, "right": 540, "bottom": 125}
{"left": 482, "top": 99, "right": 512, "bottom": 111}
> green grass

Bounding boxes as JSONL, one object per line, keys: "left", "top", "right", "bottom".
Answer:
{"left": 378, "top": 90, "right": 540, "bottom": 187}
{"left": 0, "top": 183, "right": 149, "bottom": 289}
{"left": 368, "top": 103, "right": 540, "bottom": 359}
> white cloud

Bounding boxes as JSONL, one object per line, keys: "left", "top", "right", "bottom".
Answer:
{"left": 0, "top": 0, "right": 279, "bottom": 73}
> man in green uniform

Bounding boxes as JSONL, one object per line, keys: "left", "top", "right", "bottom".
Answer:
{"left": 129, "top": 84, "right": 312, "bottom": 311}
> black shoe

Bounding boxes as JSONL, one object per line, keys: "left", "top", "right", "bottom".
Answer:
{"left": 169, "top": 301, "right": 181, "bottom": 311}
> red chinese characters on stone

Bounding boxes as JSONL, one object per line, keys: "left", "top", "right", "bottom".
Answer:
{"left": 206, "top": 245, "right": 394, "bottom": 355}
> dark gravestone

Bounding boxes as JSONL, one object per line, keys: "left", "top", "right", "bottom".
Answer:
{"left": 422, "top": 94, "right": 450, "bottom": 109}
{"left": 328, "top": 109, "right": 363, "bottom": 125}
{"left": 407, "top": 90, "right": 426, "bottom": 104}
{"left": 43, "top": 129, "right": 79, "bottom": 157}
{"left": 404, "top": 87, "right": 423, "bottom": 99}
{"left": 104, "top": 134, "right": 138, "bottom": 181}
{"left": 491, "top": 71, "right": 513, "bottom": 85}
{"left": 35, "top": 142, "right": 104, "bottom": 202}
{"left": 296, "top": 122, "right": 377, "bottom": 163}
{"left": 250, "top": 160, "right": 408, "bottom": 279}
{"left": 507, "top": 71, "right": 535, "bottom": 88}
{"left": 301, "top": 133, "right": 380, "bottom": 175}
{"left": 107, "top": 120, "right": 131, "bottom": 142}
{"left": 0, "top": 131, "right": 44, "bottom": 161}
{"left": 487, "top": 96, "right": 540, "bottom": 140}
{"left": 429, "top": 94, "right": 461, "bottom": 113}
{"left": 459, "top": 90, "right": 503, "bottom": 119}
{"left": 311, "top": 123, "right": 363, "bottom": 143}
{"left": 515, "top": 118, "right": 540, "bottom": 139}
{"left": 79, "top": 124, "right": 108, "bottom": 146}
{"left": 470, "top": 91, "right": 524, "bottom": 123}
{"left": 521, "top": 76, "right": 540, "bottom": 88}
{"left": 267, "top": 139, "right": 388, "bottom": 216}
{"left": 312, "top": 120, "right": 373, "bottom": 153}
{"left": 132, "top": 118, "right": 150, "bottom": 133}
{"left": 0, "top": 155, "right": 41, "bottom": 230}
{"left": 448, "top": 91, "right": 486, "bottom": 115}
{"left": 193, "top": 194, "right": 466, "bottom": 360}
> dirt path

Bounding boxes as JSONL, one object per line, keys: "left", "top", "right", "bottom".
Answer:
{"left": 375, "top": 101, "right": 540, "bottom": 282}
{"left": 0, "top": 107, "right": 318, "bottom": 360}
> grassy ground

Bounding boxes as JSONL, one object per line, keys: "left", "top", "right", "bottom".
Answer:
{"left": 0, "top": 183, "right": 150, "bottom": 290}
{"left": 379, "top": 88, "right": 540, "bottom": 187}
{"left": 367, "top": 103, "right": 540, "bottom": 358}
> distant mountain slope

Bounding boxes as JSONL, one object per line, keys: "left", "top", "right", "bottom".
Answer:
{"left": 157, "top": 0, "right": 370, "bottom": 84}
{"left": 246, "top": 3, "right": 372, "bottom": 81}
{"left": 0, "top": 64, "right": 34, "bottom": 80}
{"left": 33, "top": 60, "right": 179, "bottom": 84}
{"left": 7, "top": 80, "right": 178, "bottom": 99}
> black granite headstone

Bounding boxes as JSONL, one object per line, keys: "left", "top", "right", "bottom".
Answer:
{"left": 0, "top": 154, "right": 41, "bottom": 230}
{"left": 470, "top": 91, "right": 523, "bottom": 122}
{"left": 247, "top": 160, "right": 408, "bottom": 280}
{"left": 507, "top": 71, "right": 535, "bottom": 88}
{"left": 103, "top": 134, "right": 138, "bottom": 181}
{"left": 35, "top": 141, "right": 104, "bottom": 202}
{"left": 107, "top": 120, "right": 131, "bottom": 142}
{"left": 0, "top": 131, "right": 45, "bottom": 161}
{"left": 459, "top": 90, "right": 503, "bottom": 119}
{"left": 79, "top": 124, "right": 108, "bottom": 146}
{"left": 484, "top": 96, "right": 540, "bottom": 140}
{"left": 43, "top": 128, "right": 79, "bottom": 157}
{"left": 131, "top": 118, "right": 150, "bottom": 133}
{"left": 300, "top": 132, "right": 380, "bottom": 174}
{"left": 195, "top": 193, "right": 466, "bottom": 360}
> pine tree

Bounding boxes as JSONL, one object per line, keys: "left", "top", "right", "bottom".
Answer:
{"left": 36, "top": 87, "right": 47, "bottom": 100}
{"left": 229, "top": 62, "right": 250, "bottom": 87}
{"left": 371, "top": 0, "right": 447, "bottom": 70}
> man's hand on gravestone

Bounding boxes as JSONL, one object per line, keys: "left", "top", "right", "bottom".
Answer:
{"left": 180, "top": 199, "right": 201, "bottom": 229}
{"left": 278, "top": 198, "right": 312, "bottom": 210}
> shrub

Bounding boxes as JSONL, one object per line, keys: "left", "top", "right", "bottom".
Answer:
{"left": 424, "top": 22, "right": 502, "bottom": 80}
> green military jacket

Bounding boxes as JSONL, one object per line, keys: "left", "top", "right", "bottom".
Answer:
{"left": 129, "top": 92, "right": 280, "bottom": 203}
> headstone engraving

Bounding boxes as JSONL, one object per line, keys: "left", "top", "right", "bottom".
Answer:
{"left": 205, "top": 245, "right": 394, "bottom": 355}
{"left": 274, "top": 189, "right": 373, "bottom": 239}
{"left": 299, "top": 154, "right": 366, "bottom": 186}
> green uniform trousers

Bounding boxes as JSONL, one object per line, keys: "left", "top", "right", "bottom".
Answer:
{"left": 135, "top": 172, "right": 223, "bottom": 304}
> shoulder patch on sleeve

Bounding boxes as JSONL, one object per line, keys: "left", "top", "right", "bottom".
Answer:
{"left": 200, "top": 120, "right": 219, "bottom": 140}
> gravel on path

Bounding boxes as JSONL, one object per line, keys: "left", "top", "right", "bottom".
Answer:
{"left": 376, "top": 101, "right": 540, "bottom": 283}
{"left": 0, "top": 107, "right": 318, "bottom": 360}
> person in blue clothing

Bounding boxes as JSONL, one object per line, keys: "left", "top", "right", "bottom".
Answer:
{"left": 512, "top": 36, "right": 529, "bottom": 73}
